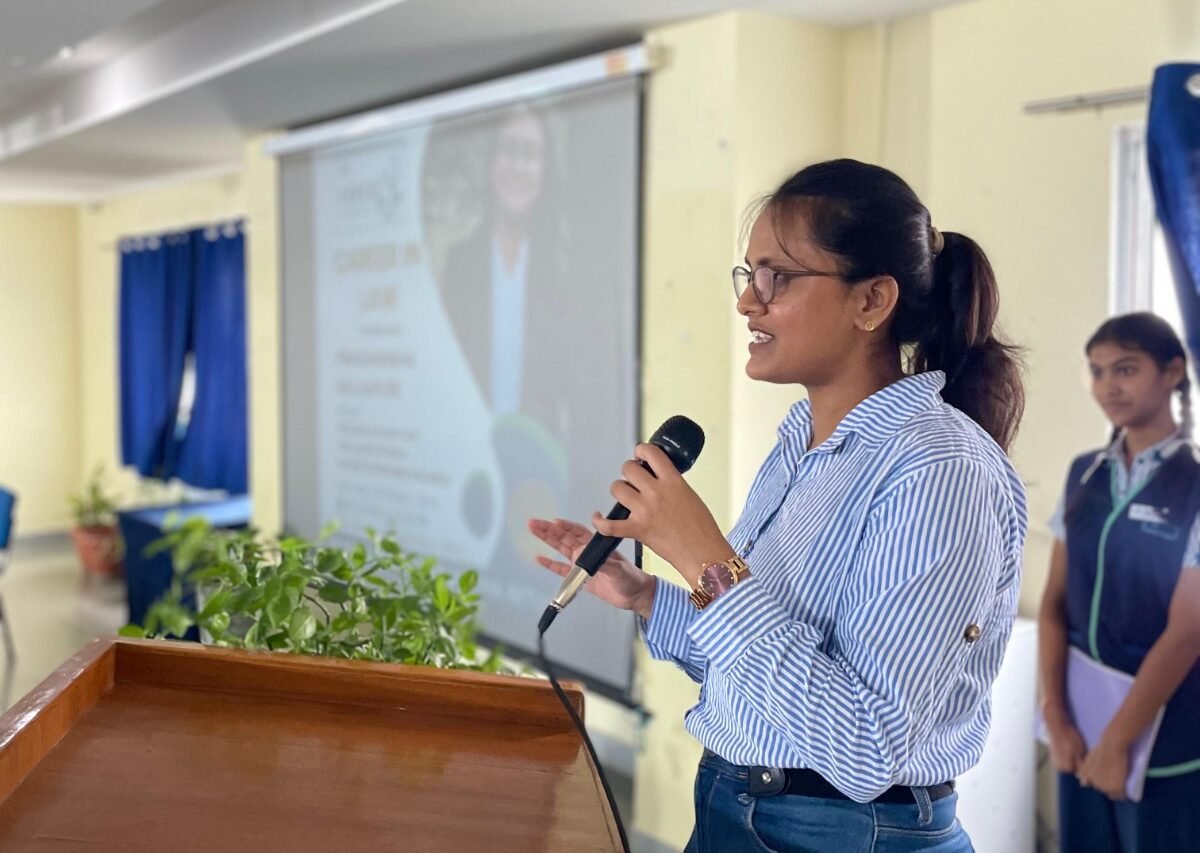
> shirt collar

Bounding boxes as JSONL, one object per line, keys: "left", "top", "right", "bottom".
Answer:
{"left": 778, "top": 371, "right": 948, "bottom": 454}
{"left": 490, "top": 235, "right": 530, "bottom": 284}
{"left": 1104, "top": 429, "right": 1188, "bottom": 467}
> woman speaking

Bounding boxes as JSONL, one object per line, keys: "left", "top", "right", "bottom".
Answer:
{"left": 530, "top": 159, "right": 1027, "bottom": 851}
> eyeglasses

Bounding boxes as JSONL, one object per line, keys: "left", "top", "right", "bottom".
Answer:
{"left": 731, "top": 264, "right": 842, "bottom": 305}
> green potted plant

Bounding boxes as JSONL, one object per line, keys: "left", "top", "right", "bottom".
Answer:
{"left": 68, "top": 465, "right": 124, "bottom": 579}
{"left": 121, "top": 519, "right": 512, "bottom": 674}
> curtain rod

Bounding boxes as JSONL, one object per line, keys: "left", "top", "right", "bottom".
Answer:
{"left": 1023, "top": 86, "right": 1148, "bottom": 115}
{"left": 98, "top": 218, "right": 247, "bottom": 251}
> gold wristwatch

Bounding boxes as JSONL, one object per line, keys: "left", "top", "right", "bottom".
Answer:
{"left": 689, "top": 556, "right": 751, "bottom": 611}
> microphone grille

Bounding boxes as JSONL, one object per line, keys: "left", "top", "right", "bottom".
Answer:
{"left": 649, "top": 415, "right": 705, "bottom": 474}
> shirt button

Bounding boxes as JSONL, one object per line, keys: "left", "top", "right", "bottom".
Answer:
{"left": 963, "top": 624, "right": 982, "bottom": 644}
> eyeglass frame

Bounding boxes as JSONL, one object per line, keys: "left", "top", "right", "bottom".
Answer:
{"left": 731, "top": 264, "right": 843, "bottom": 305}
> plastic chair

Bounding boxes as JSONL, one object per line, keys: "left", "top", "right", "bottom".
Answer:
{"left": 0, "top": 485, "right": 16, "bottom": 666}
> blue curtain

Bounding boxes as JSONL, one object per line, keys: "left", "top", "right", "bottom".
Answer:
{"left": 119, "top": 235, "right": 193, "bottom": 478}
{"left": 119, "top": 222, "right": 247, "bottom": 492}
{"left": 175, "top": 223, "right": 248, "bottom": 494}
{"left": 1147, "top": 64, "right": 1200, "bottom": 365}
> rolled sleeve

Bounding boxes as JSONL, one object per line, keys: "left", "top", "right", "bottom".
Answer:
{"left": 687, "top": 576, "right": 813, "bottom": 672}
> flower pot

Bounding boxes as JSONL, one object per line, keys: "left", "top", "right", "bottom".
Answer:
{"left": 71, "top": 525, "right": 125, "bottom": 578}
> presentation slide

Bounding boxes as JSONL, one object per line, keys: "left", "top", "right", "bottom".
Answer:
{"left": 280, "top": 78, "right": 642, "bottom": 691}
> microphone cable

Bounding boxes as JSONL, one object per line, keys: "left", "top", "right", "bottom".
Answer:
{"left": 537, "top": 626, "right": 632, "bottom": 853}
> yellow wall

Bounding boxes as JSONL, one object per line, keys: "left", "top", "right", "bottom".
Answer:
{"left": 637, "top": 15, "right": 739, "bottom": 844}
{"left": 846, "top": 0, "right": 1200, "bottom": 615}
{"left": 0, "top": 205, "right": 80, "bottom": 533}
{"left": 728, "top": 14, "right": 846, "bottom": 506}
{"left": 242, "top": 137, "right": 283, "bottom": 536}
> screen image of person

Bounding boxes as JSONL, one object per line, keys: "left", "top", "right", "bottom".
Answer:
{"left": 427, "top": 97, "right": 635, "bottom": 655}
{"left": 1038, "top": 313, "right": 1200, "bottom": 852}
{"left": 437, "top": 104, "right": 569, "bottom": 612}
{"left": 440, "top": 104, "right": 566, "bottom": 429}
{"left": 531, "top": 159, "right": 1028, "bottom": 851}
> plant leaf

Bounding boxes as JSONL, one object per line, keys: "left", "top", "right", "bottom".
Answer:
{"left": 318, "top": 582, "right": 350, "bottom": 604}
{"left": 289, "top": 610, "right": 317, "bottom": 644}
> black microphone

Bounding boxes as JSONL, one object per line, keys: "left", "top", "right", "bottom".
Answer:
{"left": 538, "top": 415, "right": 705, "bottom": 634}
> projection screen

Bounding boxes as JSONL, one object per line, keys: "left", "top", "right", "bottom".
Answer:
{"left": 275, "top": 55, "right": 643, "bottom": 695}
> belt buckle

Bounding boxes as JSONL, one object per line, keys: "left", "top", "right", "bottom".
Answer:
{"left": 747, "top": 765, "right": 787, "bottom": 797}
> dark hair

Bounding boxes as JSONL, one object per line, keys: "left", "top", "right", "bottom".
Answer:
{"left": 1087, "top": 312, "right": 1192, "bottom": 436}
{"left": 765, "top": 159, "right": 1024, "bottom": 451}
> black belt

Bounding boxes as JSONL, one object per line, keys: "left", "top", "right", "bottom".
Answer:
{"left": 705, "top": 751, "right": 955, "bottom": 805}
{"left": 748, "top": 766, "right": 955, "bottom": 804}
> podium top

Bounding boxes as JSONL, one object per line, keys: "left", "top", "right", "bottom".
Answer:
{"left": 0, "top": 638, "right": 622, "bottom": 851}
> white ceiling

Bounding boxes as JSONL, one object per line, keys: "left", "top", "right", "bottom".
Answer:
{"left": 0, "top": 0, "right": 959, "bottom": 201}
{"left": 0, "top": 0, "right": 217, "bottom": 110}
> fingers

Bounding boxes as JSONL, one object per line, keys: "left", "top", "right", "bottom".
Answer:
{"left": 634, "top": 443, "right": 678, "bottom": 479}
{"left": 535, "top": 555, "right": 572, "bottom": 577}
{"left": 593, "top": 510, "right": 636, "bottom": 539}
{"left": 610, "top": 480, "right": 639, "bottom": 508}
{"left": 551, "top": 518, "right": 593, "bottom": 551}
{"left": 529, "top": 518, "right": 593, "bottom": 559}
{"left": 620, "top": 458, "right": 656, "bottom": 491}
{"left": 528, "top": 518, "right": 572, "bottom": 559}
{"left": 1080, "top": 775, "right": 1122, "bottom": 801}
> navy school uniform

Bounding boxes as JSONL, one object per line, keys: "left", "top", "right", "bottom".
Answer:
{"left": 1055, "top": 434, "right": 1200, "bottom": 852}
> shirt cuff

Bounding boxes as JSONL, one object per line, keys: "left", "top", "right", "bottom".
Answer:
{"left": 640, "top": 578, "right": 699, "bottom": 663}
{"left": 687, "top": 576, "right": 794, "bottom": 672}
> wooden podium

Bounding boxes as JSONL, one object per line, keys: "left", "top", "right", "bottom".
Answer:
{"left": 0, "top": 638, "right": 622, "bottom": 851}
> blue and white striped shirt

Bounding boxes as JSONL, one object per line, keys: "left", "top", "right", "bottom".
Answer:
{"left": 642, "top": 371, "right": 1027, "bottom": 802}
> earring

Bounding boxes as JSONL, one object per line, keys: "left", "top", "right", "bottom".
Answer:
{"left": 864, "top": 321, "right": 876, "bottom": 332}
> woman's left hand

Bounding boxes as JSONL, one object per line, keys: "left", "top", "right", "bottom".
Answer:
{"left": 592, "top": 443, "right": 733, "bottom": 587}
{"left": 1078, "top": 733, "right": 1130, "bottom": 801}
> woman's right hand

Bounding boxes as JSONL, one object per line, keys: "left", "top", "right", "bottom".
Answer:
{"left": 1046, "top": 717, "right": 1089, "bottom": 774}
{"left": 528, "top": 517, "right": 657, "bottom": 620}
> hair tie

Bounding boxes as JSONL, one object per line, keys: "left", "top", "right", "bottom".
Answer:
{"left": 931, "top": 227, "right": 945, "bottom": 258}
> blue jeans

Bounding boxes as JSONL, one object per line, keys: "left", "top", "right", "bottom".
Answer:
{"left": 683, "top": 751, "right": 973, "bottom": 853}
{"left": 1058, "top": 770, "right": 1200, "bottom": 852}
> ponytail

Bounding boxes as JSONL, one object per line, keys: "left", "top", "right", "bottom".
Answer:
{"left": 767, "top": 159, "right": 1025, "bottom": 453}
{"left": 912, "top": 231, "right": 1025, "bottom": 451}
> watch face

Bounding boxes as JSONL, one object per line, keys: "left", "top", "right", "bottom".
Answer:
{"left": 702, "top": 564, "right": 733, "bottom": 594}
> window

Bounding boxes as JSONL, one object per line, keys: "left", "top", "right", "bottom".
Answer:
{"left": 1112, "top": 123, "right": 1184, "bottom": 337}
{"left": 1112, "top": 124, "right": 1191, "bottom": 432}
